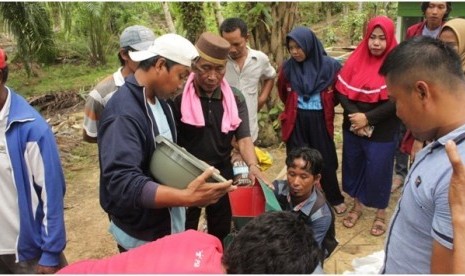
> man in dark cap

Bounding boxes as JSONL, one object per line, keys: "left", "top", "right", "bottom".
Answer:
{"left": 83, "top": 25, "right": 155, "bottom": 143}
{"left": 170, "top": 32, "right": 270, "bottom": 242}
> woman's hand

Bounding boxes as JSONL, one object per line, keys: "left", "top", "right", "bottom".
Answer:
{"left": 348, "top": 112, "right": 368, "bottom": 130}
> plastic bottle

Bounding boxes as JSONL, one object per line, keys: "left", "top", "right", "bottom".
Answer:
{"left": 232, "top": 161, "right": 252, "bottom": 186}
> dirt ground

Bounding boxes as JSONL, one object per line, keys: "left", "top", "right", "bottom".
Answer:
{"left": 51, "top": 101, "right": 399, "bottom": 274}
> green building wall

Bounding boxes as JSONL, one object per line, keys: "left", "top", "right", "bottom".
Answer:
{"left": 397, "top": 2, "right": 465, "bottom": 41}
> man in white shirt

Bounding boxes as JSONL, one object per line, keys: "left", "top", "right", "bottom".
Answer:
{"left": 220, "top": 18, "right": 276, "bottom": 143}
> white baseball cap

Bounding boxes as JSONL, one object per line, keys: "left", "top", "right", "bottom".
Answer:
{"left": 128, "top": 33, "right": 199, "bottom": 67}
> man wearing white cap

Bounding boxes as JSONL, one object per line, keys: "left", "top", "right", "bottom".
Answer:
{"left": 98, "top": 33, "right": 235, "bottom": 252}
{"left": 83, "top": 25, "right": 155, "bottom": 143}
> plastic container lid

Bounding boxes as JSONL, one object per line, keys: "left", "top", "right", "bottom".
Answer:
{"left": 150, "top": 136, "right": 227, "bottom": 189}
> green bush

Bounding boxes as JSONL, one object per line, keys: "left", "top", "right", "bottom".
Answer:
{"left": 341, "top": 12, "right": 367, "bottom": 45}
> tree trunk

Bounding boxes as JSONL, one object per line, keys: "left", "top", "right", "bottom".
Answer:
{"left": 213, "top": 1, "right": 224, "bottom": 27}
{"left": 176, "top": 2, "right": 206, "bottom": 44}
{"left": 247, "top": 2, "right": 297, "bottom": 68}
{"left": 372, "top": 2, "right": 378, "bottom": 16}
{"left": 244, "top": 2, "right": 297, "bottom": 144}
{"left": 271, "top": 2, "right": 297, "bottom": 68}
{"left": 313, "top": 2, "right": 320, "bottom": 18}
{"left": 343, "top": 4, "right": 350, "bottom": 16}
{"left": 162, "top": 2, "right": 176, "bottom": 33}
{"left": 325, "top": 3, "right": 332, "bottom": 22}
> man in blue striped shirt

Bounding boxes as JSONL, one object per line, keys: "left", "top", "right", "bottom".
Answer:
{"left": 380, "top": 36, "right": 465, "bottom": 274}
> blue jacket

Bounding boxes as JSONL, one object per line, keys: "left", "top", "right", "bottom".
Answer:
{"left": 98, "top": 75, "right": 177, "bottom": 242}
{"left": 5, "top": 88, "right": 66, "bottom": 266}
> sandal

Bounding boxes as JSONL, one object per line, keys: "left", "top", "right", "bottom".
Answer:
{"left": 333, "top": 203, "right": 348, "bottom": 216}
{"left": 370, "top": 217, "right": 386, "bottom": 236}
{"left": 342, "top": 208, "right": 362, "bottom": 228}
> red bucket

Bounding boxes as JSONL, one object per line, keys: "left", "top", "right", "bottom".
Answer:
{"left": 228, "top": 180, "right": 265, "bottom": 218}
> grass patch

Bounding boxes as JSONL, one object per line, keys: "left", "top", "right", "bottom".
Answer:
{"left": 8, "top": 57, "right": 120, "bottom": 98}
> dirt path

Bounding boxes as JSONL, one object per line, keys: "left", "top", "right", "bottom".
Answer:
{"left": 62, "top": 141, "right": 120, "bottom": 261}
{"left": 58, "top": 108, "right": 398, "bottom": 274}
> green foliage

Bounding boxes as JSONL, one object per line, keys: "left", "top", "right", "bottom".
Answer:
{"left": 203, "top": 2, "right": 219, "bottom": 33}
{"left": 104, "top": 2, "right": 164, "bottom": 34}
{"left": 340, "top": 2, "right": 398, "bottom": 46}
{"left": 0, "top": 2, "right": 57, "bottom": 75}
{"left": 173, "top": 2, "right": 206, "bottom": 43}
{"left": 46, "top": 2, "right": 74, "bottom": 38}
{"left": 2, "top": 2, "right": 401, "bottom": 97}
{"left": 323, "top": 27, "right": 338, "bottom": 46}
{"left": 247, "top": 2, "right": 272, "bottom": 27}
{"left": 221, "top": 2, "right": 248, "bottom": 22}
{"left": 221, "top": 2, "right": 272, "bottom": 35}
{"left": 258, "top": 102, "right": 284, "bottom": 132}
{"left": 73, "top": 2, "right": 114, "bottom": 65}
{"left": 364, "top": 2, "right": 398, "bottom": 19}
{"left": 341, "top": 11, "right": 367, "bottom": 45}
{"left": 8, "top": 54, "right": 119, "bottom": 98}
{"left": 46, "top": 2, "right": 165, "bottom": 66}
{"left": 298, "top": 2, "right": 346, "bottom": 25}
{"left": 53, "top": 30, "right": 89, "bottom": 62}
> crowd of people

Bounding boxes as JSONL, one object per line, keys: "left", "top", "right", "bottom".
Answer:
{"left": 2, "top": 1, "right": 465, "bottom": 274}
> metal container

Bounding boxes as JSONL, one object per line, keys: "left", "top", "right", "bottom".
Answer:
{"left": 150, "top": 135, "right": 227, "bottom": 189}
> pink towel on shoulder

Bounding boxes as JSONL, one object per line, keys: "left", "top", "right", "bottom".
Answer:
{"left": 181, "top": 72, "right": 242, "bottom": 133}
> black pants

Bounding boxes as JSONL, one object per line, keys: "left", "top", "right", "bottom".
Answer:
{"left": 185, "top": 193, "right": 232, "bottom": 244}
{"left": 286, "top": 109, "right": 345, "bottom": 206}
{"left": 394, "top": 123, "right": 409, "bottom": 179}
{"left": 117, "top": 244, "right": 127, "bottom": 253}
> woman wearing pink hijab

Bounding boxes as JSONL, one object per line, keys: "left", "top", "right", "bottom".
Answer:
{"left": 335, "top": 16, "right": 400, "bottom": 236}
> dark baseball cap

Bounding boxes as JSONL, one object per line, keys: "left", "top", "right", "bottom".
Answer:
{"left": 120, "top": 25, "right": 156, "bottom": 51}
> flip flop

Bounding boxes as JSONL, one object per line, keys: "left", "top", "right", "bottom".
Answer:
{"left": 342, "top": 208, "right": 362, "bottom": 228}
{"left": 370, "top": 217, "right": 386, "bottom": 236}
{"left": 333, "top": 203, "right": 348, "bottom": 215}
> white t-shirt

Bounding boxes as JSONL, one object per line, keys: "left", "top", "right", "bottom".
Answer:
{"left": 0, "top": 88, "right": 20, "bottom": 254}
{"left": 225, "top": 47, "right": 276, "bottom": 142}
{"left": 149, "top": 99, "right": 184, "bottom": 233}
{"left": 149, "top": 99, "right": 173, "bottom": 142}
